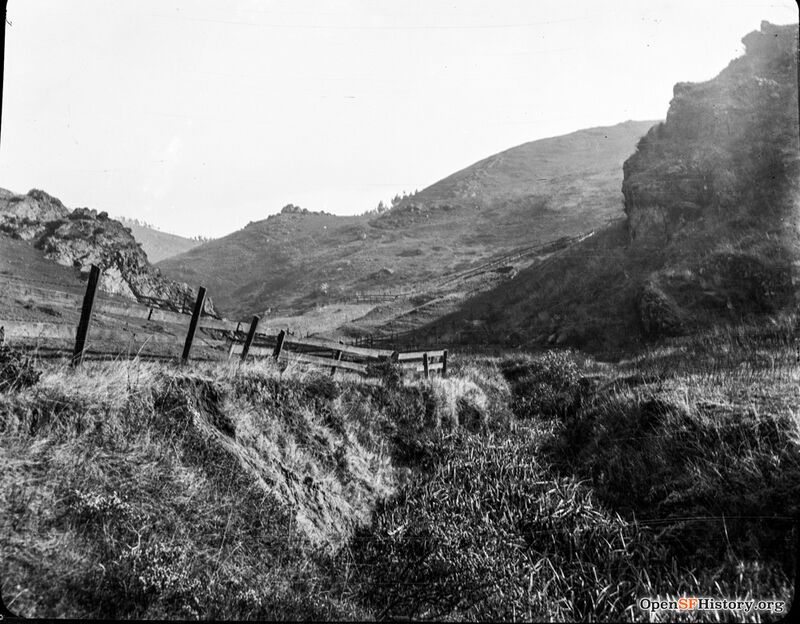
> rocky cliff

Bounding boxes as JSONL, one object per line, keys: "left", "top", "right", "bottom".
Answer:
{"left": 426, "top": 22, "right": 799, "bottom": 351}
{"left": 622, "top": 21, "right": 799, "bottom": 334}
{"left": 0, "top": 188, "right": 216, "bottom": 315}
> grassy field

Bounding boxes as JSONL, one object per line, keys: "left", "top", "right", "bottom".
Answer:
{"left": 1, "top": 320, "right": 797, "bottom": 620}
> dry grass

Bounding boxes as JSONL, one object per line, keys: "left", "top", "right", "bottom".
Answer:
{"left": 263, "top": 302, "right": 378, "bottom": 337}
{"left": 343, "top": 326, "right": 797, "bottom": 621}
{"left": 1, "top": 325, "right": 796, "bottom": 620}
{"left": 0, "top": 355, "right": 495, "bottom": 619}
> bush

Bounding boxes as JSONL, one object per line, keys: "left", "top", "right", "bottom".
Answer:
{"left": 365, "top": 358, "right": 404, "bottom": 390}
{"left": 501, "top": 350, "right": 584, "bottom": 418}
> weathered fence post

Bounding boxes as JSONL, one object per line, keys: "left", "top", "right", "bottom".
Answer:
{"left": 72, "top": 264, "right": 101, "bottom": 367}
{"left": 422, "top": 352, "right": 429, "bottom": 379}
{"left": 331, "top": 349, "right": 342, "bottom": 377}
{"left": 273, "top": 329, "right": 286, "bottom": 360}
{"left": 442, "top": 349, "right": 448, "bottom": 378}
{"left": 240, "top": 315, "right": 260, "bottom": 363}
{"left": 181, "top": 287, "right": 206, "bottom": 364}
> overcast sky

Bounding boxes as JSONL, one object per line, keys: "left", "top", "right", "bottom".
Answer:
{"left": 0, "top": 0, "right": 796, "bottom": 237}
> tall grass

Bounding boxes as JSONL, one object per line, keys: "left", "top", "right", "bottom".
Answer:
{"left": 0, "top": 355, "right": 497, "bottom": 619}
{"left": 1, "top": 325, "right": 797, "bottom": 621}
{"left": 341, "top": 331, "right": 797, "bottom": 621}
{"left": 1, "top": 358, "right": 375, "bottom": 618}
{"left": 342, "top": 429, "right": 684, "bottom": 621}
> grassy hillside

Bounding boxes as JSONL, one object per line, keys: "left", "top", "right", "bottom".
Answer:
{"left": 424, "top": 21, "right": 799, "bottom": 352}
{"left": 118, "top": 218, "right": 204, "bottom": 263}
{"left": 0, "top": 234, "right": 86, "bottom": 294}
{"left": 411, "top": 120, "right": 657, "bottom": 207}
{"left": 2, "top": 323, "right": 796, "bottom": 620}
{"left": 157, "top": 120, "right": 657, "bottom": 319}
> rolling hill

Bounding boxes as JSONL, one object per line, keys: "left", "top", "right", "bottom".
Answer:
{"left": 424, "top": 21, "right": 800, "bottom": 353}
{"left": 157, "top": 119, "right": 658, "bottom": 319}
{"left": 117, "top": 218, "right": 205, "bottom": 263}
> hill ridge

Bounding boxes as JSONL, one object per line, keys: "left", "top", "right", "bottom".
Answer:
{"left": 158, "top": 119, "right": 657, "bottom": 318}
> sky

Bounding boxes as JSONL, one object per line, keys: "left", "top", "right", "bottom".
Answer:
{"left": 0, "top": 0, "right": 797, "bottom": 238}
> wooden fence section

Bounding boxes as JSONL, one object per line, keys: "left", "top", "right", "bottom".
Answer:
{"left": 228, "top": 330, "right": 447, "bottom": 378}
{"left": 395, "top": 349, "right": 447, "bottom": 378}
{"left": 2, "top": 265, "right": 450, "bottom": 377}
{"left": 335, "top": 291, "right": 415, "bottom": 305}
{"left": 1, "top": 274, "right": 241, "bottom": 333}
{"left": 1, "top": 319, "right": 229, "bottom": 360}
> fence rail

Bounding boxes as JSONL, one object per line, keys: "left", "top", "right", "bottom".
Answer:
{"left": 1, "top": 265, "right": 449, "bottom": 378}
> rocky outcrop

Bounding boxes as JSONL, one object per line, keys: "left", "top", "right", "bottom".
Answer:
{"left": 0, "top": 189, "right": 71, "bottom": 240}
{"left": 621, "top": 21, "right": 799, "bottom": 332}
{"left": 623, "top": 22, "right": 798, "bottom": 244}
{"left": 0, "top": 188, "right": 216, "bottom": 315}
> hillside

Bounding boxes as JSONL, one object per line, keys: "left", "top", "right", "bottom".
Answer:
{"left": 0, "top": 188, "right": 215, "bottom": 315}
{"left": 117, "top": 217, "right": 204, "bottom": 263}
{"left": 157, "top": 120, "right": 657, "bottom": 319}
{"left": 424, "top": 21, "right": 800, "bottom": 352}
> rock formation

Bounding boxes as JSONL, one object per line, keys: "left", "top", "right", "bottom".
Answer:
{"left": 621, "top": 21, "right": 799, "bottom": 334}
{"left": 623, "top": 21, "right": 798, "bottom": 244}
{"left": 0, "top": 188, "right": 216, "bottom": 315}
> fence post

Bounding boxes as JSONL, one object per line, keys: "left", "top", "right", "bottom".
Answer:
{"left": 72, "top": 264, "right": 101, "bottom": 367}
{"left": 181, "top": 287, "right": 206, "bottom": 363}
{"left": 331, "top": 349, "right": 342, "bottom": 377}
{"left": 240, "top": 315, "right": 260, "bottom": 363}
{"left": 273, "top": 329, "right": 286, "bottom": 360}
{"left": 442, "top": 349, "right": 448, "bottom": 378}
{"left": 422, "top": 352, "right": 429, "bottom": 379}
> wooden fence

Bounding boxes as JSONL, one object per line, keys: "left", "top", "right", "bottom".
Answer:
{"left": 1, "top": 265, "right": 448, "bottom": 378}
{"left": 335, "top": 291, "right": 415, "bottom": 305}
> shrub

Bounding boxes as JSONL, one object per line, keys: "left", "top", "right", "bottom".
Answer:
{"left": 365, "top": 358, "right": 404, "bottom": 390}
{"left": 501, "top": 350, "right": 585, "bottom": 419}
{"left": 303, "top": 371, "right": 340, "bottom": 401}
